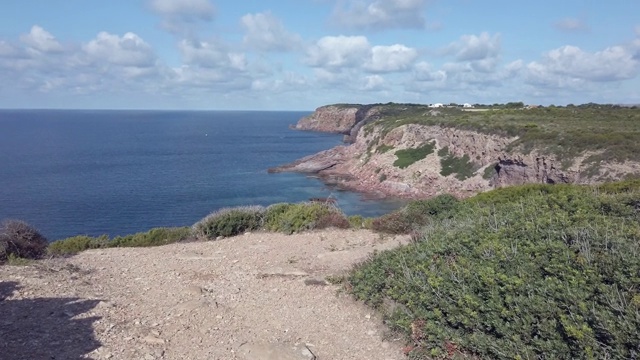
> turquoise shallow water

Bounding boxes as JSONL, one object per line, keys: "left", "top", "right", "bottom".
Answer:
{"left": 0, "top": 110, "right": 404, "bottom": 240}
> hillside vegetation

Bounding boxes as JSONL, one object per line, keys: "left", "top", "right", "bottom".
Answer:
{"left": 363, "top": 103, "right": 640, "bottom": 165}
{"left": 5, "top": 179, "right": 640, "bottom": 359}
{"left": 349, "top": 180, "right": 640, "bottom": 359}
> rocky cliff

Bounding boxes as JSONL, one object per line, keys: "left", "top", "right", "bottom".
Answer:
{"left": 294, "top": 104, "right": 378, "bottom": 138}
{"left": 272, "top": 104, "right": 640, "bottom": 199}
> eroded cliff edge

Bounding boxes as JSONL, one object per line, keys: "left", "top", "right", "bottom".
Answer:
{"left": 272, "top": 103, "right": 640, "bottom": 198}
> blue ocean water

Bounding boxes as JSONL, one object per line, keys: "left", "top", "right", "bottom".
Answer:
{"left": 0, "top": 110, "right": 404, "bottom": 240}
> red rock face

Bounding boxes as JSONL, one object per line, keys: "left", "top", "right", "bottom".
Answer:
{"left": 295, "top": 105, "right": 378, "bottom": 135}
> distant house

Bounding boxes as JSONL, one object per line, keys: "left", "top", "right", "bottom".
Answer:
{"left": 429, "top": 103, "right": 444, "bottom": 108}
{"left": 463, "top": 103, "right": 474, "bottom": 108}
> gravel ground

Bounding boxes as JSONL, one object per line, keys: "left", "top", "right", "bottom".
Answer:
{"left": 0, "top": 229, "right": 410, "bottom": 360}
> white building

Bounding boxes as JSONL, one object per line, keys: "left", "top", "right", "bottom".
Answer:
{"left": 463, "top": 103, "right": 474, "bottom": 108}
{"left": 429, "top": 103, "right": 444, "bottom": 108}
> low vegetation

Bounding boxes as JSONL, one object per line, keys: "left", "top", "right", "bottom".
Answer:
{"left": 0, "top": 220, "right": 48, "bottom": 263}
{"left": 264, "top": 202, "right": 348, "bottom": 234}
{"left": 192, "top": 205, "right": 265, "bottom": 239}
{"left": 36, "top": 202, "right": 353, "bottom": 257}
{"left": 47, "top": 227, "right": 191, "bottom": 256}
{"left": 7, "top": 175, "right": 640, "bottom": 360}
{"left": 349, "top": 181, "right": 640, "bottom": 359}
{"left": 371, "top": 194, "right": 460, "bottom": 234}
{"left": 364, "top": 103, "right": 640, "bottom": 166}
{"left": 393, "top": 142, "right": 436, "bottom": 169}
{"left": 438, "top": 147, "right": 477, "bottom": 180}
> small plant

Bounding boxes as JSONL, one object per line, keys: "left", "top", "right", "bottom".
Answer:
{"left": 109, "top": 227, "right": 191, "bottom": 247}
{"left": 371, "top": 194, "right": 460, "bottom": 234}
{"left": 48, "top": 235, "right": 109, "bottom": 256}
{"left": 264, "top": 202, "right": 346, "bottom": 234}
{"left": 0, "top": 220, "right": 48, "bottom": 263}
{"left": 192, "top": 206, "right": 265, "bottom": 239}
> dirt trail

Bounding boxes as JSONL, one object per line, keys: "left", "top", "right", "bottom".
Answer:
{"left": 0, "top": 229, "right": 409, "bottom": 360}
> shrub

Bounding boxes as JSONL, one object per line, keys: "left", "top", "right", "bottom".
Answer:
{"left": 0, "top": 220, "right": 48, "bottom": 262}
{"left": 315, "top": 211, "right": 350, "bottom": 230}
{"left": 349, "top": 184, "right": 640, "bottom": 359}
{"left": 192, "top": 206, "right": 265, "bottom": 239}
{"left": 48, "top": 235, "right": 109, "bottom": 255}
{"left": 393, "top": 142, "right": 435, "bottom": 169}
{"left": 264, "top": 202, "right": 343, "bottom": 234}
{"left": 109, "top": 227, "right": 191, "bottom": 247}
{"left": 371, "top": 194, "right": 460, "bottom": 234}
{"left": 438, "top": 147, "right": 476, "bottom": 180}
{"left": 348, "top": 215, "right": 366, "bottom": 229}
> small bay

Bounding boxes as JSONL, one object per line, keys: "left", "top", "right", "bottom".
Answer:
{"left": 0, "top": 110, "right": 403, "bottom": 240}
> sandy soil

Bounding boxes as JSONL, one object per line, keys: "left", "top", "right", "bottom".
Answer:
{"left": 0, "top": 229, "right": 410, "bottom": 360}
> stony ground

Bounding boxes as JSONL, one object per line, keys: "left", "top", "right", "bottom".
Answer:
{"left": 0, "top": 229, "right": 410, "bottom": 360}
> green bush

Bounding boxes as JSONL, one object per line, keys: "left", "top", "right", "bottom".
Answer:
{"left": 393, "top": 142, "right": 435, "bottom": 169}
{"left": 438, "top": 147, "right": 476, "bottom": 180}
{"left": 48, "top": 235, "right": 109, "bottom": 255}
{"left": 109, "top": 227, "right": 192, "bottom": 247}
{"left": 349, "top": 184, "right": 640, "bottom": 359}
{"left": 192, "top": 206, "right": 265, "bottom": 239}
{"left": 371, "top": 194, "right": 460, "bottom": 234}
{"left": 348, "top": 215, "right": 366, "bottom": 229}
{"left": 0, "top": 220, "right": 48, "bottom": 263}
{"left": 264, "top": 202, "right": 344, "bottom": 234}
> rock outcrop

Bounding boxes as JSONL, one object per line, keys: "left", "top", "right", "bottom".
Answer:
{"left": 273, "top": 104, "right": 640, "bottom": 199}
{"left": 294, "top": 104, "right": 378, "bottom": 136}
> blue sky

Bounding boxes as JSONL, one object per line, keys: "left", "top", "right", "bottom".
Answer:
{"left": 0, "top": 0, "right": 639, "bottom": 110}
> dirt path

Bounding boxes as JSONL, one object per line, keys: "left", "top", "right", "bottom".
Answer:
{"left": 0, "top": 229, "right": 409, "bottom": 360}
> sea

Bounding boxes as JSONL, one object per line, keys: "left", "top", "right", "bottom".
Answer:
{"left": 0, "top": 110, "right": 404, "bottom": 240}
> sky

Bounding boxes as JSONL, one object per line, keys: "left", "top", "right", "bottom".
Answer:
{"left": 0, "top": 0, "right": 639, "bottom": 110}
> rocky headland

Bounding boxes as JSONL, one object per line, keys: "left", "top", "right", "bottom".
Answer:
{"left": 271, "top": 103, "right": 640, "bottom": 198}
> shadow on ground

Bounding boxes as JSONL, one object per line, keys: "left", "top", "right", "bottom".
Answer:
{"left": 0, "top": 281, "right": 102, "bottom": 360}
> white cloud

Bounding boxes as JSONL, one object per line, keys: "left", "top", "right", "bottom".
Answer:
{"left": 364, "top": 44, "right": 418, "bottom": 72}
{"left": 177, "top": 39, "right": 247, "bottom": 71}
{"left": 148, "top": 0, "right": 214, "bottom": 21}
{"left": 20, "top": 26, "right": 63, "bottom": 53}
{"left": 306, "top": 35, "right": 371, "bottom": 69}
{"left": 445, "top": 32, "right": 501, "bottom": 62}
{"left": 83, "top": 32, "right": 156, "bottom": 67}
{"left": 526, "top": 45, "right": 639, "bottom": 85}
{"left": 413, "top": 61, "right": 446, "bottom": 82}
{"left": 554, "top": 18, "right": 589, "bottom": 32}
{"left": 331, "top": 0, "right": 428, "bottom": 30}
{"left": 241, "top": 12, "right": 302, "bottom": 52}
{"left": 361, "top": 74, "right": 386, "bottom": 90}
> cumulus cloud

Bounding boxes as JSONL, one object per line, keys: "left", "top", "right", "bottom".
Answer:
{"left": 526, "top": 45, "right": 639, "bottom": 85}
{"left": 20, "top": 25, "right": 63, "bottom": 53}
{"left": 445, "top": 32, "right": 501, "bottom": 62}
{"left": 554, "top": 17, "right": 589, "bottom": 32}
{"left": 241, "top": 12, "right": 302, "bottom": 52}
{"left": 330, "top": 0, "right": 428, "bottom": 30}
{"left": 83, "top": 32, "right": 156, "bottom": 67}
{"left": 306, "top": 35, "right": 371, "bottom": 69}
{"left": 413, "top": 61, "right": 446, "bottom": 82}
{"left": 178, "top": 39, "right": 247, "bottom": 71}
{"left": 361, "top": 74, "right": 386, "bottom": 90}
{"left": 364, "top": 44, "right": 418, "bottom": 72}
